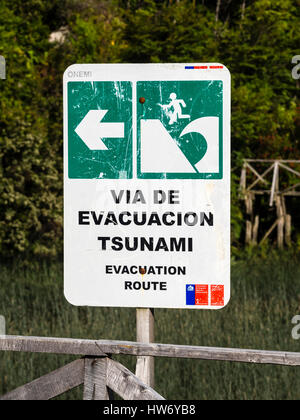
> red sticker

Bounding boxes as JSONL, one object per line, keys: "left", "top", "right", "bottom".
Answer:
{"left": 211, "top": 285, "right": 224, "bottom": 306}
{"left": 195, "top": 285, "right": 209, "bottom": 305}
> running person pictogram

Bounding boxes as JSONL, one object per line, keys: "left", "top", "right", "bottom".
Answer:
{"left": 161, "top": 92, "right": 191, "bottom": 125}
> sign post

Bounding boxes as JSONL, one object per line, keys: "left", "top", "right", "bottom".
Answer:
{"left": 63, "top": 63, "right": 231, "bottom": 384}
{"left": 135, "top": 308, "right": 155, "bottom": 387}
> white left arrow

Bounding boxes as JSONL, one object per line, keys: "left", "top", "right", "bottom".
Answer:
{"left": 75, "top": 110, "right": 124, "bottom": 150}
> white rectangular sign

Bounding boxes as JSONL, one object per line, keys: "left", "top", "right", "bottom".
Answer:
{"left": 64, "top": 63, "right": 231, "bottom": 309}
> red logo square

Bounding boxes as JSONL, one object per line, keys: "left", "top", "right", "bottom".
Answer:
{"left": 211, "top": 285, "right": 224, "bottom": 306}
{"left": 195, "top": 285, "right": 208, "bottom": 305}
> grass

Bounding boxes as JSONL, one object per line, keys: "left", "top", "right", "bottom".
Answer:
{"left": 1, "top": 251, "right": 300, "bottom": 400}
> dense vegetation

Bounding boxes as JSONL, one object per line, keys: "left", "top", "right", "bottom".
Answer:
{"left": 0, "top": 0, "right": 299, "bottom": 258}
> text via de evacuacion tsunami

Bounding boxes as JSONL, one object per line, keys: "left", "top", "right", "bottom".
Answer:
{"left": 78, "top": 189, "right": 213, "bottom": 252}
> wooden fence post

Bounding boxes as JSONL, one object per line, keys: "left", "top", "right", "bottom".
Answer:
{"left": 135, "top": 308, "right": 155, "bottom": 388}
{"left": 285, "top": 214, "right": 291, "bottom": 246}
{"left": 252, "top": 215, "right": 259, "bottom": 245}
{"left": 276, "top": 195, "right": 284, "bottom": 249}
{"left": 83, "top": 357, "right": 111, "bottom": 400}
{"left": 245, "top": 193, "right": 253, "bottom": 245}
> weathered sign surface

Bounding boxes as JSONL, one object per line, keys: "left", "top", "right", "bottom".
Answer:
{"left": 64, "top": 63, "right": 230, "bottom": 309}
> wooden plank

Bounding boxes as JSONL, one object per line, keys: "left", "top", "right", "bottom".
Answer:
{"left": 103, "top": 343, "right": 300, "bottom": 367}
{"left": 135, "top": 308, "right": 155, "bottom": 388}
{"left": 260, "top": 219, "right": 279, "bottom": 245}
{"left": 278, "top": 162, "right": 300, "bottom": 178}
{"left": 107, "top": 358, "right": 164, "bottom": 400}
{"left": 280, "top": 182, "right": 300, "bottom": 195}
{"left": 0, "top": 335, "right": 106, "bottom": 356}
{"left": 245, "top": 220, "right": 252, "bottom": 245}
{"left": 247, "top": 190, "right": 274, "bottom": 194}
{"left": 83, "top": 357, "right": 110, "bottom": 400}
{"left": 245, "top": 159, "right": 300, "bottom": 163}
{"left": 245, "top": 193, "right": 253, "bottom": 245}
{"left": 285, "top": 214, "right": 291, "bottom": 246}
{"left": 244, "top": 190, "right": 300, "bottom": 197}
{"left": 276, "top": 196, "right": 284, "bottom": 249}
{"left": 2, "top": 336, "right": 300, "bottom": 367}
{"left": 283, "top": 192, "right": 300, "bottom": 197}
{"left": 0, "top": 359, "right": 84, "bottom": 400}
{"left": 245, "top": 193, "right": 253, "bottom": 216}
{"left": 252, "top": 215, "right": 259, "bottom": 245}
{"left": 269, "top": 161, "right": 279, "bottom": 206}
{"left": 239, "top": 165, "right": 247, "bottom": 191}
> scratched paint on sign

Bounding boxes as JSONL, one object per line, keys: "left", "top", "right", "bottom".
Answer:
{"left": 68, "top": 81, "right": 132, "bottom": 179}
{"left": 137, "top": 80, "right": 223, "bottom": 179}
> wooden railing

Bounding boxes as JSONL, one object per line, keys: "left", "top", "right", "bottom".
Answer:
{"left": 239, "top": 159, "right": 300, "bottom": 247}
{"left": 1, "top": 335, "right": 300, "bottom": 400}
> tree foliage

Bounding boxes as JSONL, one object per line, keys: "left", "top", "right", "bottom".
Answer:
{"left": 0, "top": 0, "right": 299, "bottom": 258}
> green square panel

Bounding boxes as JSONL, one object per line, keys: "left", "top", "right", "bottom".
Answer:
{"left": 68, "top": 81, "right": 132, "bottom": 179}
{"left": 137, "top": 80, "right": 223, "bottom": 179}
